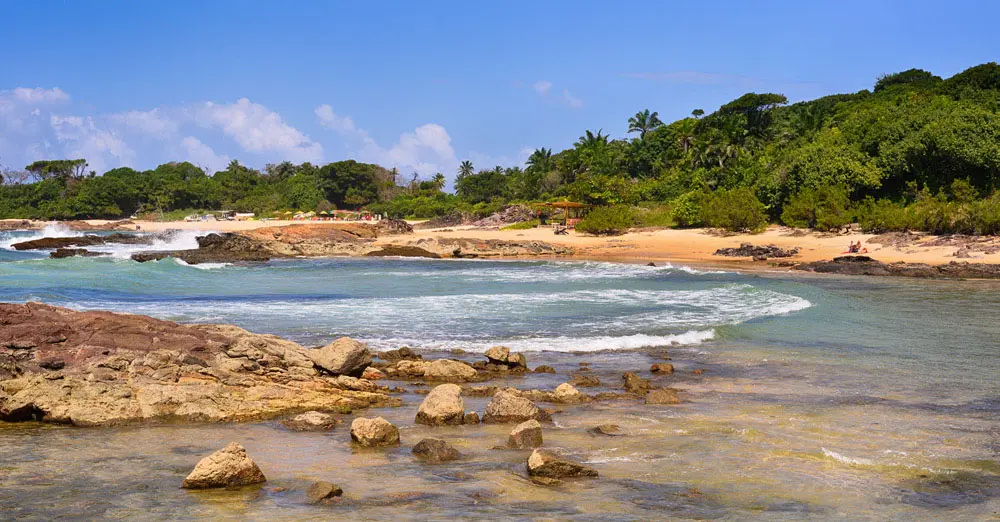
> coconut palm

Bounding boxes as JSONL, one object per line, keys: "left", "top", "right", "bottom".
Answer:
{"left": 526, "top": 147, "right": 552, "bottom": 172}
{"left": 574, "top": 129, "right": 609, "bottom": 149}
{"left": 431, "top": 173, "right": 446, "bottom": 190}
{"left": 627, "top": 109, "right": 664, "bottom": 138}
{"left": 458, "top": 160, "right": 474, "bottom": 178}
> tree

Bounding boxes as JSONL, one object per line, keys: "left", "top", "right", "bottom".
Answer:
{"left": 627, "top": 109, "right": 663, "bottom": 138}
{"left": 719, "top": 93, "right": 788, "bottom": 139}
{"left": 691, "top": 109, "right": 704, "bottom": 118}
{"left": 24, "top": 159, "right": 88, "bottom": 181}
{"left": 458, "top": 160, "right": 474, "bottom": 178}
{"left": 874, "top": 68, "right": 941, "bottom": 92}
{"left": 431, "top": 173, "right": 446, "bottom": 191}
{"left": 526, "top": 148, "right": 552, "bottom": 173}
{"left": 575, "top": 129, "right": 609, "bottom": 149}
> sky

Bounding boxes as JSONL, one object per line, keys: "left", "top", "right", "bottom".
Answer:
{"left": 1, "top": 0, "right": 997, "bottom": 183}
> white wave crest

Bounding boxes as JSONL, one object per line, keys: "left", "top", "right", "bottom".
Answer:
{"left": 0, "top": 223, "right": 83, "bottom": 250}
{"left": 822, "top": 448, "right": 874, "bottom": 466}
{"left": 361, "top": 330, "right": 715, "bottom": 353}
{"left": 173, "top": 259, "right": 232, "bottom": 270}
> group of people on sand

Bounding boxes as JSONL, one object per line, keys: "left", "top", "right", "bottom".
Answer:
{"left": 847, "top": 240, "right": 868, "bottom": 254}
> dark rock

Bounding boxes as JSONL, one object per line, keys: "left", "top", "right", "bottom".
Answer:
{"left": 38, "top": 359, "right": 65, "bottom": 371}
{"left": 650, "top": 363, "right": 674, "bottom": 374}
{"left": 305, "top": 481, "right": 343, "bottom": 504}
{"left": 714, "top": 243, "right": 798, "bottom": 259}
{"left": 507, "top": 420, "right": 543, "bottom": 449}
{"left": 623, "top": 372, "right": 651, "bottom": 394}
{"left": 464, "top": 411, "right": 480, "bottom": 424}
{"left": 533, "top": 365, "right": 556, "bottom": 374}
{"left": 132, "top": 233, "right": 276, "bottom": 264}
{"left": 378, "top": 346, "right": 422, "bottom": 362}
{"left": 412, "top": 438, "right": 461, "bottom": 463}
{"left": 569, "top": 373, "right": 600, "bottom": 387}
{"left": 589, "top": 424, "right": 624, "bottom": 436}
{"left": 50, "top": 248, "right": 104, "bottom": 259}
{"left": 526, "top": 449, "right": 598, "bottom": 478}
{"left": 364, "top": 245, "right": 441, "bottom": 258}
{"left": 794, "top": 256, "right": 1000, "bottom": 279}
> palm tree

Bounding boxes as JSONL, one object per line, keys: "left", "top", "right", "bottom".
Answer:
{"left": 575, "top": 129, "right": 609, "bottom": 149}
{"left": 627, "top": 109, "right": 663, "bottom": 138}
{"left": 526, "top": 147, "right": 552, "bottom": 172}
{"left": 458, "top": 160, "right": 474, "bottom": 178}
{"left": 431, "top": 173, "right": 446, "bottom": 191}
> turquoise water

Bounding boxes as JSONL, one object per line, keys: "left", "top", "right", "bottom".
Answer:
{"left": 2, "top": 228, "right": 999, "bottom": 519}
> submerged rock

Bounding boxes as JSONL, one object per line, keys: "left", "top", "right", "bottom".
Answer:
{"left": 570, "top": 373, "right": 600, "bottom": 387}
{"left": 589, "top": 424, "right": 624, "bottom": 437}
{"left": 483, "top": 388, "right": 551, "bottom": 424}
{"left": 415, "top": 383, "right": 465, "bottom": 426}
{"left": 350, "top": 416, "right": 400, "bottom": 447}
{"left": 533, "top": 365, "right": 556, "bottom": 374}
{"left": 412, "top": 438, "right": 462, "bottom": 463}
{"left": 623, "top": 372, "right": 651, "bottom": 395}
{"left": 181, "top": 442, "right": 266, "bottom": 489}
{"left": 305, "top": 481, "right": 343, "bottom": 504}
{"left": 645, "top": 388, "right": 681, "bottom": 405}
{"left": 650, "top": 363, "right": 674, "bottom": 374}
{"left": 526, "top": 449, "right": 598, "bottom": 478}
{"left": 310, "top": 337, "right": 372, "bottom": 377}
{"left": 463, "top": 411, "right": 480, "bottom": 424}
{"left": 508, "top": 420, "right": 543, "bottom": 449}
{"left": 283, "top": 411, "right": 339, "bottom": 431}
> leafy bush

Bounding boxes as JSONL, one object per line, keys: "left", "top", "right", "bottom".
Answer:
{"left": 669, "top": 191, "right": 706, "bottom": 227}
{"left": 701, "top": 188, "right": 768, "bottom": 233}
{"left": 634, "top": 203, "right": 675, "bottom": 228}
{"left": 500, "top": 219, "right": 539, "bottom": 230}
{"left": 856, "top": 198, "right": 909, "bottom": 233}
{"left": 575, "top": 206, "right": 636, "bottom": 235}
{"left": 781, "top": 185, "right": 851, "bottom": 231}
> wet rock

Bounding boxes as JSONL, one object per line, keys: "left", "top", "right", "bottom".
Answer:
{"left": 50, "top": 248, "right": 104, "bottom": 259}
{"left": 692, "top": 369, "right": 706, "bottom": 375}
{"left": 650, "top": 363, "right": 674, "bottom": 374}
{"left": 794, "top": 256, "right": 1000, "bottom": 279}
{"left": 309, "top": 337, "right": 372, "bottom": 377}
{"left": 181, "top": 442, "right": 266, "bottom": 489}
{"left": 569, "top": 373, "right": 600, "bottom": 387}
{"left": 526, "top": 449, "right": 598, "bottom": 479}
{"left": 365, "top": 245, "right": 441, "bottom": 258}
{"left": 553, "top": 383, "right": 583, "bottom": 403}
{"left": 483, "top": 388, "right": 551, "bottom": 424}
{"left": 415, "top": 383, "right": 465, "bottom": 426}
{"left": 645, "top": 388, "right": 681, "bottom": 405}
{"left": 714, "top": 243, "right": 798, "bottom": 259}
{"left": 589, "top": 424, "right": 624, "bottom": 436}
{"left": 423, "top": 359, "right": 478, "bottom": 382}
{"left": 283, "top": 411, "right": 339, "bottom": 431}
{"left": 622, "top": 372, "right": 651, "bottom": 394}
{"left": 305, "top": 481, "right": 343, "bottom": 504}
{"left": 350, "top": 416, "right": 400, "bottom": 447}
{"left": 533, "top": 365, "right": 556, "bottom": 374}
{"left": 412, "top": 438, "right": 462, "bottom": 463}
{"left": 530, "top": 476, "right": 562, "bottom": 486}
{"left": 132, "top": 233, "right": 277, "bottom": 264}
{"left": 507, "top": 419, "right": 543, "bottom": 449}
{"left": 463, "top": 411, "right": 480, "bottom": 424}
{"left": 484, "top": 346, "right": 527, "bottom": 369}
{"left": 378, "top": 346, "right": 421, "bottom": 362}
{"left": 362, "top": 367, "right": 385, "bottom": 380}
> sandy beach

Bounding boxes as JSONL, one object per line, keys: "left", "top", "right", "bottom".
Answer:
{"left": 18, "top": 218, "right": 1000, "bottom": 270}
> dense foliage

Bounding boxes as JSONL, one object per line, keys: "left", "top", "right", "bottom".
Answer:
{"left": 3, "top": 62, "right": 999, "bottom": 234}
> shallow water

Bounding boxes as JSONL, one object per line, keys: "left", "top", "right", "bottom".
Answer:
{"left": 1, "top": 228, "right": 998, "bottom": 520}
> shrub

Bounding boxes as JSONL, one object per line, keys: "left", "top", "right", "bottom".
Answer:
{"left": 634, "top": 203, "right": 676, "bottom": 228}
{"left": 670, "top": 191, "right": 706, "bottom": 228}
{"left": 501, "top": 219, "right": 540, "bottom": 230}
{"left": 701, "top": 188, "right": 768, "bottom": 233}
{"left": 575, "top": 205, "right": 636, "bottom": 235}
{"left": 781, "top": 185, "right": 851, "bottom": 231}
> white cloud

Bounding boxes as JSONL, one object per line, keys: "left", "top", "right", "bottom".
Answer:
{"left": 533, "top": 80, "right": 553, "bottom": 95}
{"left": 195, "top": 98, "right": 323, "bottom": 163}
{"left": 315, "top": 104, "right": 357, "bottom": 134}
{"left": 562, "top": 89, "right": 583, "bottom": 109}
{"left": 179, "top": 136, "right": 231, "bottom": 173}
{"left": 12, "top": 87, "right": 69, "bottom": 104}
{"left": 110, "top": 108, "right": 178, "bottom": 137}
{"left": 49, "top": 114, "right": 135, "bottom": 174}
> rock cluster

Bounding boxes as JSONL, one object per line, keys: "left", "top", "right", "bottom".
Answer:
{"left": 714, "top": 243, "right": 799, "bottom": 260}
{"left": 794, "top": 256, "right": 1000, "bottom": 279}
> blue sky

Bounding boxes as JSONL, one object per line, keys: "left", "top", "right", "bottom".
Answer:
{"left": 1, "top": 0, "right": 997, "bottom": 181}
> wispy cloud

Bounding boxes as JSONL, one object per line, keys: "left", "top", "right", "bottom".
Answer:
{"left": 562, "top": 89, "right": 583, "bottom": 109}
{"left": 532, "top": 80, "right": 553, "bottom": 95}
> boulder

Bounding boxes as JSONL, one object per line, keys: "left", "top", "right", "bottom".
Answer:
{"left": 526, "top": 449, "right": 598, "bottom": 478}
{"left": 362, "top": 367, "right": 385, "bottom": 380}
{"left": 464, "top": 411, "right": 480, "bottom": 424}
{"left": 305, "top": 481, "right": 343, "bottom": 504}
{"left": 650, "top": 363, "right": 674, "bottom": 374}
{"left": 283, "top": 411, "right": 339, "bottom": 431}
{"left": 350, "top": 416, "right": 400, "bottom": 447}
{"left": 181, "top": 442, "right": 267, "bottom": 489}
{"left": 553, "top": 383, "right": 582, "bottom": 403}
{"left": 483, "top": 388, "right": 550, "bottom": 424}
{"left": 484, "top": 346, "right": 527, "bottom": 369}
{"left": 310, "top": 337, "right": 372, "bottom": 377}
{"left": 533, "top": 365, "right": 556, "bottom": 374}
{"left": 412, "top": 438, "right": 462, "bottom": 463}
{"left": 423, "top": 359, "right": 477, "bottom": 382}
{"left": 415, "top": 384, "right": 465, "bottom": 426}
{"left": 507, "top": 420, "right": 543, "bottom": 449}
{"left": 569, "top": 373, "right": 600, "bottom": 387}
{"left": 622, "top": 372, "right": 651, "bottom": 394}
{"left": 645, "top": 388, "right": 681, "bottom": 405}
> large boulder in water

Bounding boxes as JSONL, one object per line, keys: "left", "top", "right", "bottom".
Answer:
{"left": 310, "top": 337, "right": 372, "bottom": 377}
{"left": 422, "top": 359, "right": 477, "bottom": 382}
{"left": 483, "top": 388, "right": 550, "bottom": 424}
{"left": 508, "top": 419, "right": 543, "bottom": 449}
{"left": 415, "top": 384, "right": 465, "bottom": 426}
{"left": 181, "top": 442, "right": 266, "bottom": 489}
{"left": 526, "top": 449, "right": 598, "bottom": 478}
{"left": 350, "top": 416, "right": 400, "bottom": 447}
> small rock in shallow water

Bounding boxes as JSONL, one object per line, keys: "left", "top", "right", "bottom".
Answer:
{"left": 650, "top": 363, "right": 674, "bottom": 374}
{"left": 350, "top": 416, "right": 400, "bottom": 447}
{"left": 533, "top": 365, "right": 556, "bottom": 374}
{"left": 305, "top": 481, "right": 343, "bottom": 504}
{"left": 569, "top": 373, "right": 600, "bottom": 387}
{"left": 622, "top": 372, "right": 651, "bottom": 394}
{"left": 645, "top": 388, "right": 681, "bottom": 405}
{"left": 412, "top": 438, "right": 462, "bottom": 463}
{"left": 553, "top": 382, "right": 583, "bottom": 403}
{"left": 181, "top": 442, "right": 266, "bottom": 489}
{"left": 526, "top": 449, "right": 598, "bottom": 478}
{"left": 415, "top": 383, "right": 465, "bottom": 426}
{"left": 283, "top": 411, "right": 339, "bottom": 431}
{"left": 589, "top": 424, "right": 624, "bottom": 436}
{"left": 508, "top": 419, "right": 543, "bottom": 449}
{"left": 483, "top": 388, "right": 551, "bottom": 424}
{"left": 464, "top": 411, "right": 480, "bottom": 424}
{"left": 692, "top": 369, "right": 705, "bottom": 375}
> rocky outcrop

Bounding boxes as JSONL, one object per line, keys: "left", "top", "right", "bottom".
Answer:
{"left": 526, "top": 449, "right": 598, "bottom": 478}
{"left": 50, "top": 248, "right": 104, "bottom": 259}
{"left": 508, "top": 419, "right": 543, "bottom": 449}
{"left": 132, "top": 233, "right": 277, "bottom": 264}
{"left": 374, "top": 218, "right": 414, "bottom": 235}
{"left": 12, "top": 232, "right": 152, "bottom": 251}
{"left": 350, "top": 416, "right": 400, "bottom": 447}
{"left": 482, "top": 388, "right": 551, "bottom": 424}
{"left": 412, "top": 438, "right": 462, "bottom": 463}
{"left": 283, "top": 411, "right": 339, "bottom": 431}
{"left": 794, "top": 256, "right": 1000, "bottom": 279}
{"left": 365, "top": 246, "right": 441, "bottom": 258}
{"left": 309, "top": 338, "right": 372, "bottom": 377}
{"left": 715, "top": 243, "right": 799, "bottom": 260}
{"left": 415, "top": 384, "right": 465, "bottom": 426}
{"left": 0, "top": 303, "right": 397, "bottom": 426}
{"left": 181, "top": 442, "right": 266, "bottom": 489}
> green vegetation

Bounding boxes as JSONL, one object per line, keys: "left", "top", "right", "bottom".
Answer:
{"left": 3, "top": 62, "right": 1000, "bottom": 235}
{"left": 575, "top": 206, "right": 636, "bottom": 235}
{"left": 500, "top": 219, "right": 540, "bottom": 231}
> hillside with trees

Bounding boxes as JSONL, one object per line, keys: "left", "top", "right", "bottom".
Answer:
{"left": 2, "top": 62, "right": 999, "bottom": 234}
